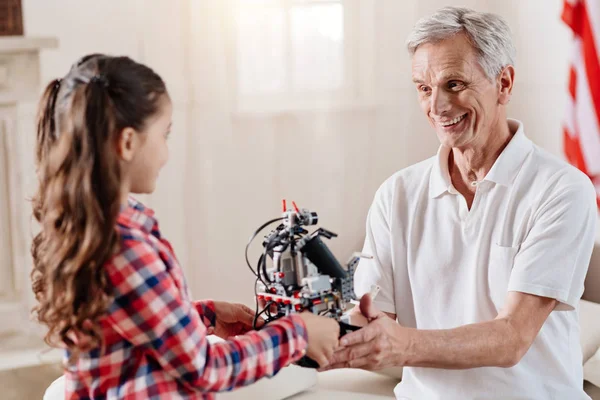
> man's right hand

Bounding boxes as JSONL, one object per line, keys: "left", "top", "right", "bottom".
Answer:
{"left": 298, "top": 312, "right": 340, "bottom": 368}
{"left": 347, "top": 298, "right": 396, "bottom": 327}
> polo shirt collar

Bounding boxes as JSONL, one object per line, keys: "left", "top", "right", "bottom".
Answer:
{"left": 429, "top": 119, "right": 533, "bottom": 198}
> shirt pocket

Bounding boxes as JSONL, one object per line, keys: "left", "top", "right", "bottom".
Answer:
{"left": 488, "top": 243, "right": 519, "bottom": 310}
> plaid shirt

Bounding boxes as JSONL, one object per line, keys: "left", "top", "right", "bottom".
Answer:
{"left": 64, "top": 197, "right": 309, "bottom": 399}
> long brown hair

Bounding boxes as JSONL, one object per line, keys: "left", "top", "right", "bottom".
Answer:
{"left": 31, "top": 54, "right": 166, "bottom": 360}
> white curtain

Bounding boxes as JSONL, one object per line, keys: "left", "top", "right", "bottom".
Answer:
{"left": 137, "top": 0, "right": 439, "bottom": 303}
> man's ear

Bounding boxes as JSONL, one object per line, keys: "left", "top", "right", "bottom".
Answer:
{"left": 116, "top": 127, "right": 139, "bottom": 162}
{"left": 497, "top": 65, "right": 515, "bottom": 106}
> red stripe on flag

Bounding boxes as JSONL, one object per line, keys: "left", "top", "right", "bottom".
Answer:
{"left": 563, "top": 127, "right": 589, "bottom": 175}
{"left": 565, "top": 0, "right": 600, "bottom": 129}
{"left": 562, "top": 0, "right": 577, "bottom": 31}
{"left": 562, "top": 1, "right": 600, "bottom": 207}
{"left": 568, "top": 66, "right": 577, "bottom": 99}
{"left": 580, "top": 3, "right": 600, "bottom": 131}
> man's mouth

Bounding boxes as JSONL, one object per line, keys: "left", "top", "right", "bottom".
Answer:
{"left": 439, "top": 113, "right": 467, "bottom": 127}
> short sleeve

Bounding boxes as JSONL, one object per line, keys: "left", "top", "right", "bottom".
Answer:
{"left": 508, "top": 179, "right": 598, "bottom": 311}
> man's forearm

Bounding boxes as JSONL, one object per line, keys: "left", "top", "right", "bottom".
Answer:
{"left": 402, "top": 318, "right": 523, "bottom": 369}
{"left": 332, "top": 292, "right": 554, "bottom": 371}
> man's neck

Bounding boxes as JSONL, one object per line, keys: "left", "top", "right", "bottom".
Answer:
{"left": 449, "top": 119, "right": 513, "bottom": 187}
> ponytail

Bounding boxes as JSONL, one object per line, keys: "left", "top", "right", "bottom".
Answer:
{"left": 31, "top": 78, "right": 62, "bottom": 301}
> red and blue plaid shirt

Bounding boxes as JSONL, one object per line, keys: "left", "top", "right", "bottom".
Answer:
{"left": 64, "top": 197, "right": 309, "bottom": 399}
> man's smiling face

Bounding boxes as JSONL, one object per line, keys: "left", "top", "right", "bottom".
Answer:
{"left": 411, "top": 32, "right": 504, "bottom": 149}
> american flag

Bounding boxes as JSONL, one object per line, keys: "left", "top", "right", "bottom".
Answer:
{"left": 562, "top": 0, "right": 600, "bottom": 206}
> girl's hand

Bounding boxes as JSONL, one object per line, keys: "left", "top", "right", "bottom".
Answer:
{"left": 207, "top": 301, "right": 264, "bottom": 338}
{"left": 298, "top": 312, "right": 341, "bottom": 368}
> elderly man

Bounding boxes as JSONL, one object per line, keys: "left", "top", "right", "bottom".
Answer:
{"left": 325, "top": 6, "right": 597, "bottom": 400}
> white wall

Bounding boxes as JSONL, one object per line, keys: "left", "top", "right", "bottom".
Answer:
{"left": 20, "top": 0, "right": 572, "bottom": 305}
{"left": 490, "top": 0, "right": 572, "bottom": 157}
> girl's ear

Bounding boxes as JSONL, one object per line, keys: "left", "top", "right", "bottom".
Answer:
{"left": 115, "top": 127, "right": 140, "bottom": 162}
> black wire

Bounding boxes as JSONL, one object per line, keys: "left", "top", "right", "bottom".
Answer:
{"left": 253, "top": 301, "right": 275, "bottom": 329}
{"left": 261, "top": 245, "right": 271, "bottom": 284}
{"left": 247, "top": 216, "right": 304, "bottom": 330}
{"left": 253, "top": 277, "right": 260, "bottom": 330}
{"left": 248, "top": 218, "right": 285, "bottom": 329}
{"left": 245, "top": 217, "right": 285, "bottom": 278}
{"left": 256, "top": 253, "right": 269, "bottom": 287}
{"left": 266, "top": 299, "right": 278, "bottom": 319}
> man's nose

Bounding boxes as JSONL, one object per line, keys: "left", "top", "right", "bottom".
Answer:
{"left": 430, "top": 88, "right": 451, "bottom": 116}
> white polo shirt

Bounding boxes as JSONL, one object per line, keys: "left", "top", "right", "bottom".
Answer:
{"left": 354, "top": 119, "right": 597, "bottom": 400}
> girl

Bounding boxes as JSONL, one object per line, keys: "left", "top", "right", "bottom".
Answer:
{"left": 31, "top": 54, "right": 340, "bottom": 399}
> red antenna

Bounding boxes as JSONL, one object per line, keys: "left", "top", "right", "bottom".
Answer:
{"left": 282, "top": 199, "right": 287, "bottom": 212}
{"left": 292, "top": 201, "right": 300, "bottom": 213}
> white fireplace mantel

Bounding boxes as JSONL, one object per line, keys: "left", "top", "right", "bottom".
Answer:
{"left": 0, "top": 36, "right": 60, "bottom": 371}
{"left": 0, "top": 37, "right": 58, "bottom": 52}
{"left": 0, "top": 37, "right": 58, "bottom": 102}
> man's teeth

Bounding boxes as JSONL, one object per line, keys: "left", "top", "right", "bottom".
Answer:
{"left": 440, "top": 114, "right": 466, "bottom": 127}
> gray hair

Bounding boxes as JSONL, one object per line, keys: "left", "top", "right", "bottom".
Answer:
{"left": 406, "top": 7, "right": 516, "bottom": 80}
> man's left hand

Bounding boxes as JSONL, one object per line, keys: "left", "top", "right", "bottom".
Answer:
{"left": 208, "top": 301, "right": 263, "bottom": 339}
{"left": 320, "top": 294, "right": 407, "bottom": 371}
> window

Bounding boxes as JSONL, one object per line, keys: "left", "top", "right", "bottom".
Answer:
{"left": 229, "top": 0, "right": 375, "bottom": 113}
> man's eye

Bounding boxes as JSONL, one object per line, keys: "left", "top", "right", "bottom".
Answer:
{"left": 448, "top": 81, "right": 465, "bottom": 90}
{"left": 419, "top": 85, "right": 431, "bottom": 94}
